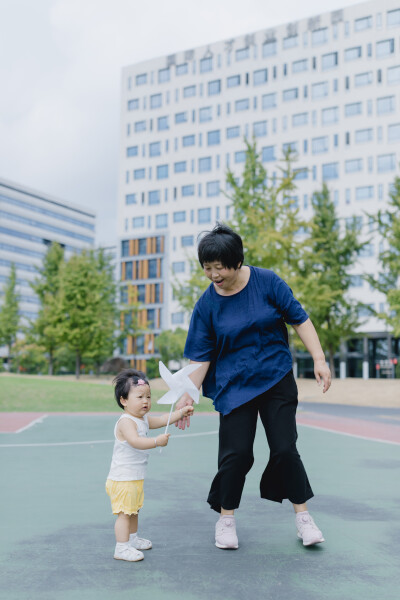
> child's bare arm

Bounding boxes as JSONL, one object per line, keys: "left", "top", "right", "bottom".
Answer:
{"left": 148, "top": 406, "right": 194, "bottom": 429}
{"left": 118, "top": 418, "right": 170, "bottom": 449}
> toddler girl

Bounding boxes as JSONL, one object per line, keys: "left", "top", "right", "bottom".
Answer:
{"left": 106, "top": 368, "right": 194, "bottom": 562}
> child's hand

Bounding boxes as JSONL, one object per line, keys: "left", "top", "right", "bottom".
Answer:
{"left": 182, "top": 406, "right": 194, "bottom": 417}
{"left": 157, "top": 433, "right": 170, "bottom": 447}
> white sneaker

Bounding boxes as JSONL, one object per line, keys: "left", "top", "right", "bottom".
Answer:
{"left": 130, "top": 534, "right": 152, "bottom": 550}
{"left": 296, "top": 512, "right": 325, "bottom": 546}
{"left": 114, "top": 543, "right": 144, "bottom": 562}
{"left": 215, "top": 516, "right": 239, "bottom": 549}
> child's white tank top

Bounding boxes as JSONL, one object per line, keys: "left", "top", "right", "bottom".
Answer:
{"left": 107, "top": 414, "right": 150, "bottom": 481}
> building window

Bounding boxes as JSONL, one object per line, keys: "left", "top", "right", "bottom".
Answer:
{"left": 121, "top": 241, "right": 130, "bottom": 257}
{"left": 156, "top": 165, "right": 168, "bottom": 179}
{"left": 377, "top": 154, "right": 396, "bottom": 172}
{"left": 345, "top": 102, "right": 362, "bottom": 117}
{"left": 148, "top": 142, "right": 160, "bottom": 157}
{"left": 321, "top": 52, "right": 338, "bottom": 70}
{"left": 183, "top": 85, "right": 196, "bottom": 98}
{"left": 282, "top": 141, "right": 298, "bottom": 154}
{"left": 206, "top": 181, "right": 220, "bottom": 196}
{"left": 227, "top": 74, "right": 240, "bottom": 87}
{"left": 387, "top": 8, "right": 400, "bottom": 26}
{"left": 198, "top": 208, "right": 211, "bottom": 223}
{"left": 262, "top": 146, "right": 276, "bottom": 162}
{"left": 377, "top": 96, "right": 395, "bottom": 114}
{"left": 134, "top": 120, "right": 146, "bottom": 132}
{"left": 354, "top": 16, "right": 372, "bottom": 31}
{"left": 157, "top": 116, "right": 169, "bottom": 131}
{"left": 176, "top": 63, "right": 188, "bottom": 76}
{"left": 311, "top": 28, "right": 328, "bottom": 45}
{"left": 182, "top": 134, "right": 195, "bottom": 147}
{"left": 355, "top": 186, "right": 374, "bottom": 201}
{"left": 292, "top": 112, "right": 308, "bottom": 127}
{"left": 226, "top": 126, "right": 240, "bottom": 139}
{"left": 388, "top": 123, "right": 400, "bottom": 141}
{"left": 235, "top": 151, "right": 246, "bottom": 163}
{"left": 171, "top": 312, "right": 184, "bottom": 324}
{"left": 262, "top": 40, "right": 277, "bottom": 57}
{"left": 254, "top": 68, "right": 268, "bottom": 85}
{"left": 262, "top": 93, "right": 277, "bottom": 109}
{"left": 236, "top": 47, "right": 250, "bottom": 61}
{"left": 235, "top": 98, "right": 250, "bottom": 111}
{"left": 355, "top": 128, "right": 373, "bottom": 143}
{"left": 283, "top": 35, "right": 298, "bottom": 49}
{"left": 199, "top": 106, "right": 212, "bottom": 122}
{"left": 155, "top": 214, "right": 168, "bottom": 229}
{"left": 172, "top": 261, "right": 185, "bottom": 274}
{"left": 292, "top": 59, "right": 308, "bottom": 73}
{"left": 127, "top": 146, "right": 138, "bottom": 157}
{"left": 321, "top": 106, "right": 339, "bottom": 125}
{"left": 355, "top": 72, "right": 373, "bottom": 87}
{"left": 283, "top": 88, "right": 298, "bottom": 101}
{"left": 387, "top": 66, "right": 400, "bottom": 85}
{"left": 182, "top": 185, "right": 195, "bottom": 197}
{"left": 312, "top": 81, "right": 328, "bottom": 99}
{"left": 200, "top": 57, "right": 213, "bottom": 73}
{"left": 376, "top": 39, "right": 395, "bottom": 58}
{"left": 199, "top": 157, "right": 212, "bottom": 172}
{"left": 149, "top": 190, "right": 160, "bottom": 205}
{"left": 253, "top": 121, "right": 267, "bottom": 137}
{"left": 128, "top": 98, "right": 139, "bottom": 110}
{"left": 132, "top": 217, "right": 145, "bottom": 228}
{"left": 136, "top": 73, "right": 147, "bottom": 85}
{"left": 207, "top": 130, "right": 220, "bottom": 145}
{"left": 175, "top": 111, "right": 188, "bottom": 124}
{"left": 294, "top": 168, "right": 308, "bottom": 180}
{"left": 322, "top": 162, "right": 339, "bottom": 180}
{"left": 345, "top": 46, "right": 362, "bottom": 61}
{"left": 312, "top": 136, "right": 329, "bottom": 154}
{"left": 158, "top": 68, "right": 170, "bottom": 83}
{"left": 125, "top": 193, "right": 137, "bottom": 205}
{"left": 174, "top": 161, "right": 187, "bottom": 173}
{"left": 345, "top": 158, "right": 363, "bottom": 173}
{"left": 208, "top": 80, "right": 221, "bottom": 95}
{"left": 150, "top": 93, "right": 162, "bottom": 109}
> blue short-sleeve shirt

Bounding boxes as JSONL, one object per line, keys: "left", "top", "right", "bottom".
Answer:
{"left": 184, "top": 266, "right": 308, "bottom": 415}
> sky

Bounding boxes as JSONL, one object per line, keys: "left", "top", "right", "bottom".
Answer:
{"left": 0, "top": 0, "right": 363, "bottom": 247}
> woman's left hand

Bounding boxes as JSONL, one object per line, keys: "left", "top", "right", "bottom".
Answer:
{"left": 314, "top": 359, "right": 331, "bottom": 393}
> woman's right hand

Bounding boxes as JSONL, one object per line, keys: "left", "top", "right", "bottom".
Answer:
{"left": 156, "top": 433, "right": 170, "bottom": 447}
{"left": 175, "top": 393, "right": 194, "bottom": 430}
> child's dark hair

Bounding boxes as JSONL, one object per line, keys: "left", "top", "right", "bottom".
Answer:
{"left": 197, "top": 223, "right": 244, "bottom": 270}
{"left": 112, "top": 369, "right": 149, "bottom": 409}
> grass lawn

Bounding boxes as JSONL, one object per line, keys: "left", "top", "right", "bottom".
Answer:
{"left": 0, "top": 375, "right": 214, "bottom": 412}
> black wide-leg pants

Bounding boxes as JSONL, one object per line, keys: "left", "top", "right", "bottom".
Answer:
{"left": 207, "top": 371, "right": 314, "bottom": 513}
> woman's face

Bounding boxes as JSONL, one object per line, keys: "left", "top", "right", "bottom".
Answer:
{"left": 203, "top": 261, "right": 240, "bottom": 291}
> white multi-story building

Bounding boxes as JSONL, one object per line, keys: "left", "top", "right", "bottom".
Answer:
{"left": 118, "top": 0, "right": 400, "bottom": 377}
{"left": 0, "top": 177, "right": 96, "bottom": 336}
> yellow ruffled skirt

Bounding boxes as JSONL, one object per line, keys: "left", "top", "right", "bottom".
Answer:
{"left": 105, "top": 479, "right": 144, "bottom": 515}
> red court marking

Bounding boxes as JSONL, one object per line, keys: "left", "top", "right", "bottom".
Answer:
{"left": 0, "top": 413, "right": 47, "bottom": 433}
{"left": 297, "top": 412, "right": 400, "bottom": 444}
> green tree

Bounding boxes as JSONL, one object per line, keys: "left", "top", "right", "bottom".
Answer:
{"left": 30, "top": 242, "right": 65, "bottom": 375}
{"left": 155, "top": 328, "right": 187, "bottom": 366}
{"left": 298, "top": 184, "right": 367, "bottom": 374}
{"left": 368, "top": 175, "right": 400, "bottom": 336}
{"left": 58, "top": 250, "right": 116, "bottom": 378}
{"left": 0, "top": 264, "right": 20, "bottom": 369}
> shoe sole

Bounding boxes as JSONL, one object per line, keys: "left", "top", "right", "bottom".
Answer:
{"left": 215, "top": 542, "right": 239, "bottom": 549}
{"left": 132, "top": 545, "right": 152, "bottom": 551}
{"left": 114, "top": 555, "right": 144, "bottom": 561}
{"left": 297, "top": 532, "right": 325, "bottom": 546}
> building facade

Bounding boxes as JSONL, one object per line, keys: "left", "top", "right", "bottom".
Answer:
{"left": 0, "top": 177, "right": 96, "bottom": 356}
{"left": 118, "top": 0, "right": 400, "bottom": 376}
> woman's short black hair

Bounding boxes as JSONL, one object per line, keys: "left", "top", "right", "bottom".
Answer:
{"left": 112, "top": 369, "right": 149, "bottom": 410}
{"left": 197, "top": 223, "right": 244, "bottom": 270}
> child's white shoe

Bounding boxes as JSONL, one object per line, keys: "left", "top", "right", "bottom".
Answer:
{"left": 130, "top": 533, "right": 152, "bottom": 550}
{"left": 114, "top": 542, "right": 144, "bottom": 561}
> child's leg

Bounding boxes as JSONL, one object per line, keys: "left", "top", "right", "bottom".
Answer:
{"left": 114, "top": 512, "right": 130, "bottom": 543}
{"left": 129, "top": 513, "right": 138, "bottom": 536}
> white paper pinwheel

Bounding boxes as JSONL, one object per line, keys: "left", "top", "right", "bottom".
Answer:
{"left": 157, "top": 361, "right": 202, "bottom": 444}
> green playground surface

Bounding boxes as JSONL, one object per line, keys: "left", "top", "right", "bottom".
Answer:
{"left": 0, "top": 375, "right": 212, "bottom": 413}
{"left": 0, "top": 412, "right": 399, "bottom": 600}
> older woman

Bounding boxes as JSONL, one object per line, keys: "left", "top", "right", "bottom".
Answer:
{"left": 176, "top": 223, "right": 331, "bottom": 550}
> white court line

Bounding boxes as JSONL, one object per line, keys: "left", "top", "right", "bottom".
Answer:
{"left": 297, "top": 422, "right": 400, "bottom": 446}
{"left": 0, "top": 430, "right": 219, "bottom": 448}
{"left": 15, "top": 414, "right": 48, "bottom": 434}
